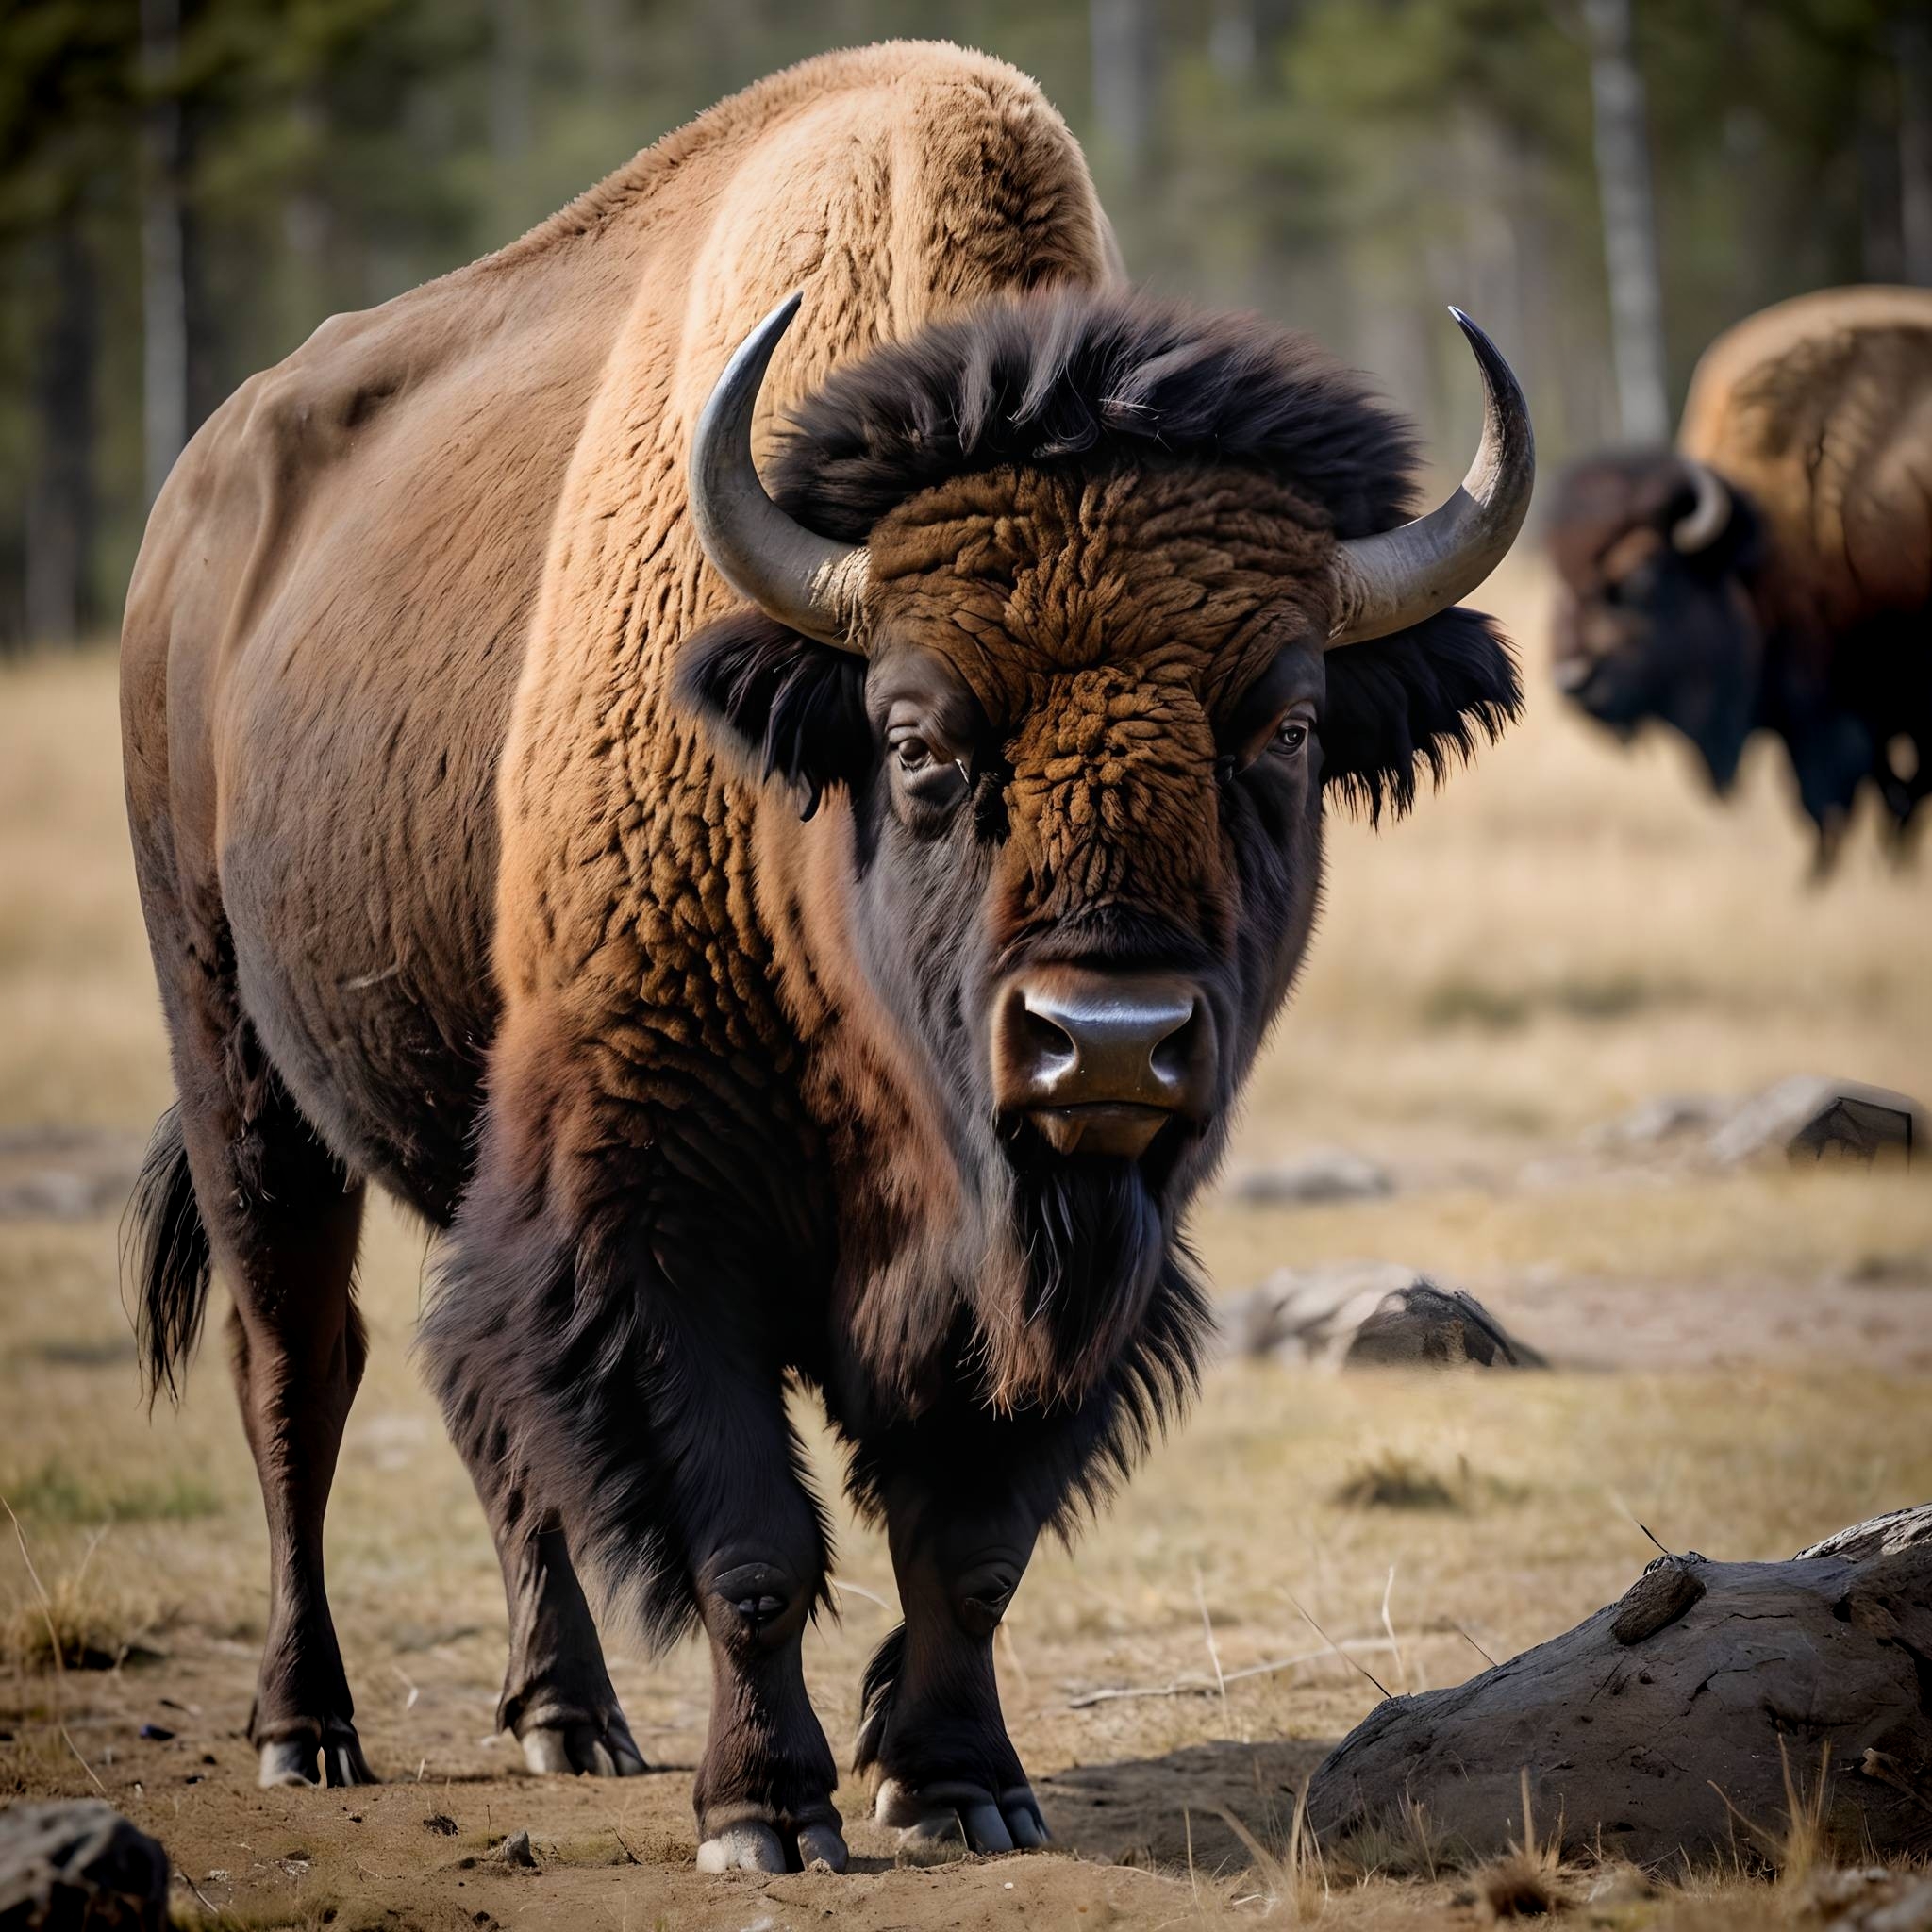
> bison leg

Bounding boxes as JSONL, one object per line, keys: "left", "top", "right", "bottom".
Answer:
{"left": 432, "top": 1297, "right": 645, "bottom": 1777}
{"left": 855, "top": 1478, "right": 1048, "bottom": 1860}
{"left": 684, "top": 1378, "right": 845, "bottom": 1874}
{"left": 425, "top": 1200, "right": 840, "bottom": 1856}
{"left": 493, "top": 1521, "right": 646, "bottom": 1777}
{"left": 176, "top": 1053, "right": 373, "bottom": 1789}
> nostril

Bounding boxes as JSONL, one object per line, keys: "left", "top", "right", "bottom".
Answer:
{"left": 1149, "top": 1004, "right": 1204, "bottom": 1087}
{"left": 1021, "top": 1008, "right": 1076, "bottom": 1073}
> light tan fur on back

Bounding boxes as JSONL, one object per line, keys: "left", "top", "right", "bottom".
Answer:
{"left": 1680, "top": 285, "right": 1932, "bottom": 636}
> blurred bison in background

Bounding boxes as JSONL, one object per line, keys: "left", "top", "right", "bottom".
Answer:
{"left": 119, "top": 43, "right": 1531, "bottom": 1875}
{"left": 1549, "top": 286, "right": 1932, "bottom": 863}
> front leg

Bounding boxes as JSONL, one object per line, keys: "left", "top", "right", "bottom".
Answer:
{"left": 854, "top": 1466, "right": 1051, "bottom": 1860}
{"left": 422, "top": 1015, "right": 845, "bottom": 1872}
{"left": 688, "top": 1454, "right": 847, "bottom": 1874}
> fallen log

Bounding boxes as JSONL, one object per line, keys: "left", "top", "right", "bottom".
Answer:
{"left": 1307, "top": 1505, "right": 1932, "bottom": 1869}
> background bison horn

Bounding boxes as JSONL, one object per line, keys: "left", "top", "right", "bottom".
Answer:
{"left": 1326, "top": 308, "right": 1536, "bottom": 647}
{"left": 1670, "top": 458, "right": 1732, "bottom": 555}
{"left": 688, "top": 291, "right": 873, "bottom": 653}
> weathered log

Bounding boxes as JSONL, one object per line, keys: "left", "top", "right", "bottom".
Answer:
{"left": 1307, "top": 1506, "right": 1932, "bottom": 1869}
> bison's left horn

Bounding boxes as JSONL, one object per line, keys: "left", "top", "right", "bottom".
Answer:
{"left": 1327, "top": 308, "right": 1536, "bottom": 647}
{"left": 1670, "top": 458, "right": 1731, "bottom": 555}
{"left": 688, "top": 291, "right": 871, "bottom": 654}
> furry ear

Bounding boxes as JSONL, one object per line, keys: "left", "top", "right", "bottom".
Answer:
{"left": 675, "top": 608, "right": 873, "bottom": 818}
{"left": 1321, "top": 606, "right": 1521, "bottom": 822}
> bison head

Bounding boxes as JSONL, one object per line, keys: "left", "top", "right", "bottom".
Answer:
{"left": 1548, "top": 452, "right": 1767, "bottom": 792}
{"left": 678, "top": 289, "right": 1528, "bottom": 1406}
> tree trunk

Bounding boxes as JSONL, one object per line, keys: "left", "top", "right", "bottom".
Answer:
{"left": 1901, "top": 16, "right": 1932, "bottom": 287}
{"left": 25, "top": 225, "right": 98, "bottom": 647}
{"left": 1580, "top": 0, "right": 1670, "bottom": 443}
{"left": 491, "top": 0, "right": 533, "bottom": 232}
{"left": 1208, "top": 0, "right": 1257, "bottom": 86}
{"left": 1090, "top": 0, "right": 1156, "bottom": 192}
{"left": 141, "top": 0, "right": 189, "bottom": 508}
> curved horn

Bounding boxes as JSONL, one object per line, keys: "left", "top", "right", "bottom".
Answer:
{"left": 1327, "top": 308, "right": 1536, "bottom": 647}
{"left": 688, "top": 291, "right": 871, "bottom": 653}
{"left": 1671, "top": 458, "right": 1731, "bottom": 555}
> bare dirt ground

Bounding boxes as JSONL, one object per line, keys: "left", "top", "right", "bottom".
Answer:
{"left": 3, "top": 562, "right": 1929, "bottom": 1928}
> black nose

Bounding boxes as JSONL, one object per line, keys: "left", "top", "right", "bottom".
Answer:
{"left": 991, "top": 966, "right": 1217, "bottom": 1158}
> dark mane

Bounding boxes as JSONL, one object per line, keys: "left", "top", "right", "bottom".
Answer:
{"left": 768, "top": 287, "right": 1425, "bottom": 542}
{"left": 758, "top": 286, "right": 1521, "bottom": 821}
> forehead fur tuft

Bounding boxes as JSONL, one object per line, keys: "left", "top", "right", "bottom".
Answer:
{"left": 769, "top": 288, "right": 1425, "bottom": 541}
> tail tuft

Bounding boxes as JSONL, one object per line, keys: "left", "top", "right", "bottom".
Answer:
{"left": 121, "top": 1104, "right": 212, "bottom": 1403}
{"left": 851, "top": 1623, "right": 907, "bottom": 1773}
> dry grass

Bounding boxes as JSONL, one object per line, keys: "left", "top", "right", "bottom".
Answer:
{"left": 2, "top": 572, "right": 1929, "bottom": 1929}
{"left": 1216, "top": 1785, "right": 1328, "bottom": 1919}
{"left": 1470, "top": 1773, "right": 1571, "bottom": 1922}
{"left": 1329, "top": 1450, "right": 1524, "bottom": 1513}
{"left": 5, "top": 1458, "right": 223, "bottom": 1526}
{"left": 0, "top": 1506, "right": 164, "bottom": 1674}
{"left": 1710, "top": 1737, "right": 1840, "bottom": 1885}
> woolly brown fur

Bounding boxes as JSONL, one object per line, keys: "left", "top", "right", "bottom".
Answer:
{"left": 118, "top": 42, "right": 1518, "bottom": 1852}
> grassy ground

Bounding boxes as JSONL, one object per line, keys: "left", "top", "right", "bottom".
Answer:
{"left": 2, "top": 562, "right": 1929, "bottom": 1928}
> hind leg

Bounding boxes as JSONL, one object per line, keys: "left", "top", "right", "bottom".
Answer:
{"left": 474, "top": 1463, "right": 647, "bottom": 1774}
{"left": 441, "top": 1303, "right": 825, "bottom": 1830}
{"left": 163, "top": 971, "right": 375, "bottom": 1788}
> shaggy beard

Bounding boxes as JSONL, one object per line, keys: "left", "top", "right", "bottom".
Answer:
{"left": 974, "top": 1158, "right": 1167, "bottom": 1410}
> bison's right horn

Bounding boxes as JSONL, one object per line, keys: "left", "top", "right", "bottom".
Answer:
{"left": 1671, "top": 458, "right": 1732, "bottom": 555}
{"left": 688, "top": 291, "right": 872, "bottom": 653}
{"left": 1327, "top": 308, "right": 1536, "bottom": 647}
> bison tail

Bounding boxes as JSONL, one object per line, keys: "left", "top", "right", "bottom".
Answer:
{"left": 851, "top": 1622, "right": 907, "bottom": 1774}
{"left": 121, "top": 1103, "right": 213, "bottom": 1404}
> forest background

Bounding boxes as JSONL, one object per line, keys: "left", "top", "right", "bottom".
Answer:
{"left": 2, "top": 0, "right": 1928, "bottom": 652}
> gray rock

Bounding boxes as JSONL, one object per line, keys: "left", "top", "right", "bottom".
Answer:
{"left": 492, "top": 1828, "right": 538, "bottom": 1869}
{"left": 0, "top": 1800, "right": 170, "bottom": 1930}
{"left": 1229, "top": 1148, "right": 1395, "bottom": 1207}
{"left": 1588, "top": 1092, "right": 1735, "bottom": 1149}
{"left": 1307, "top": 1504, "right": 1932, "bottom": 1869}
{"left": 1710, "top": 1076, "right": 1923, "bottom": 1168}
{"left": 1343, "top": 1284, "right": 1548, "bottom": 1369}
{"left": 0, "top": 1127, "right": 144, "bottom": 1223}
{"left": 1220, "top": 1265, "right": 1545, "bottom": 1370}
{"left": 1802, "top": 1867, "right": 1932, "bottom": 1931}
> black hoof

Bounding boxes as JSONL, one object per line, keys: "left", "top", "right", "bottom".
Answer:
{"left": 517, "top": 1707, "right": 648, "bottom": 1777}
{"left": 256, "top": 1724, "right": 376, "bottom": 1789}
{"left": 695, "top": 1813, "right": 849, "bottom": 1874}
{"left": 877, "top": 1778, "right": 1049, "bottom": 1862}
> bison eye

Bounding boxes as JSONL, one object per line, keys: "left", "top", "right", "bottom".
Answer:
{"left": 887, "top": 723, "right": 971, "bottom": 824}
{"left": 1274, "top": 717, "right": 1309, "bottom": 757}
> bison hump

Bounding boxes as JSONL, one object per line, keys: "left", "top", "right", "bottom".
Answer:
{"left": 1680, "top": 286, "right": 1932, "bottom": 631}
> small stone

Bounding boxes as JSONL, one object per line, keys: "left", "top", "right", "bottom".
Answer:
{"left": 492, "top": 1829, "right": 537, "bottom": 1869}
{"left": 1586, "top": 1863, "right": 1655, "bottom": 1904}
{"left": 0, "top": 1800, "right": 171, "bottom": 1931}
{"left": 423, "top": 1813, "right": 458, "bottom": 1837}
{"left": 1230, "top": 1148, "right": 1395, "bottom": 1207}
{"left": 1590, "top": 1093, "right": 1733, "bottom": 1149}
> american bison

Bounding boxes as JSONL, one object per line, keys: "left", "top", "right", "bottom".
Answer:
{"left": 1549, "top": 285, "right": 1932, "bottom": 862}
{"left": 120, "top": 43, "right": 1531, "bottom": 1871}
